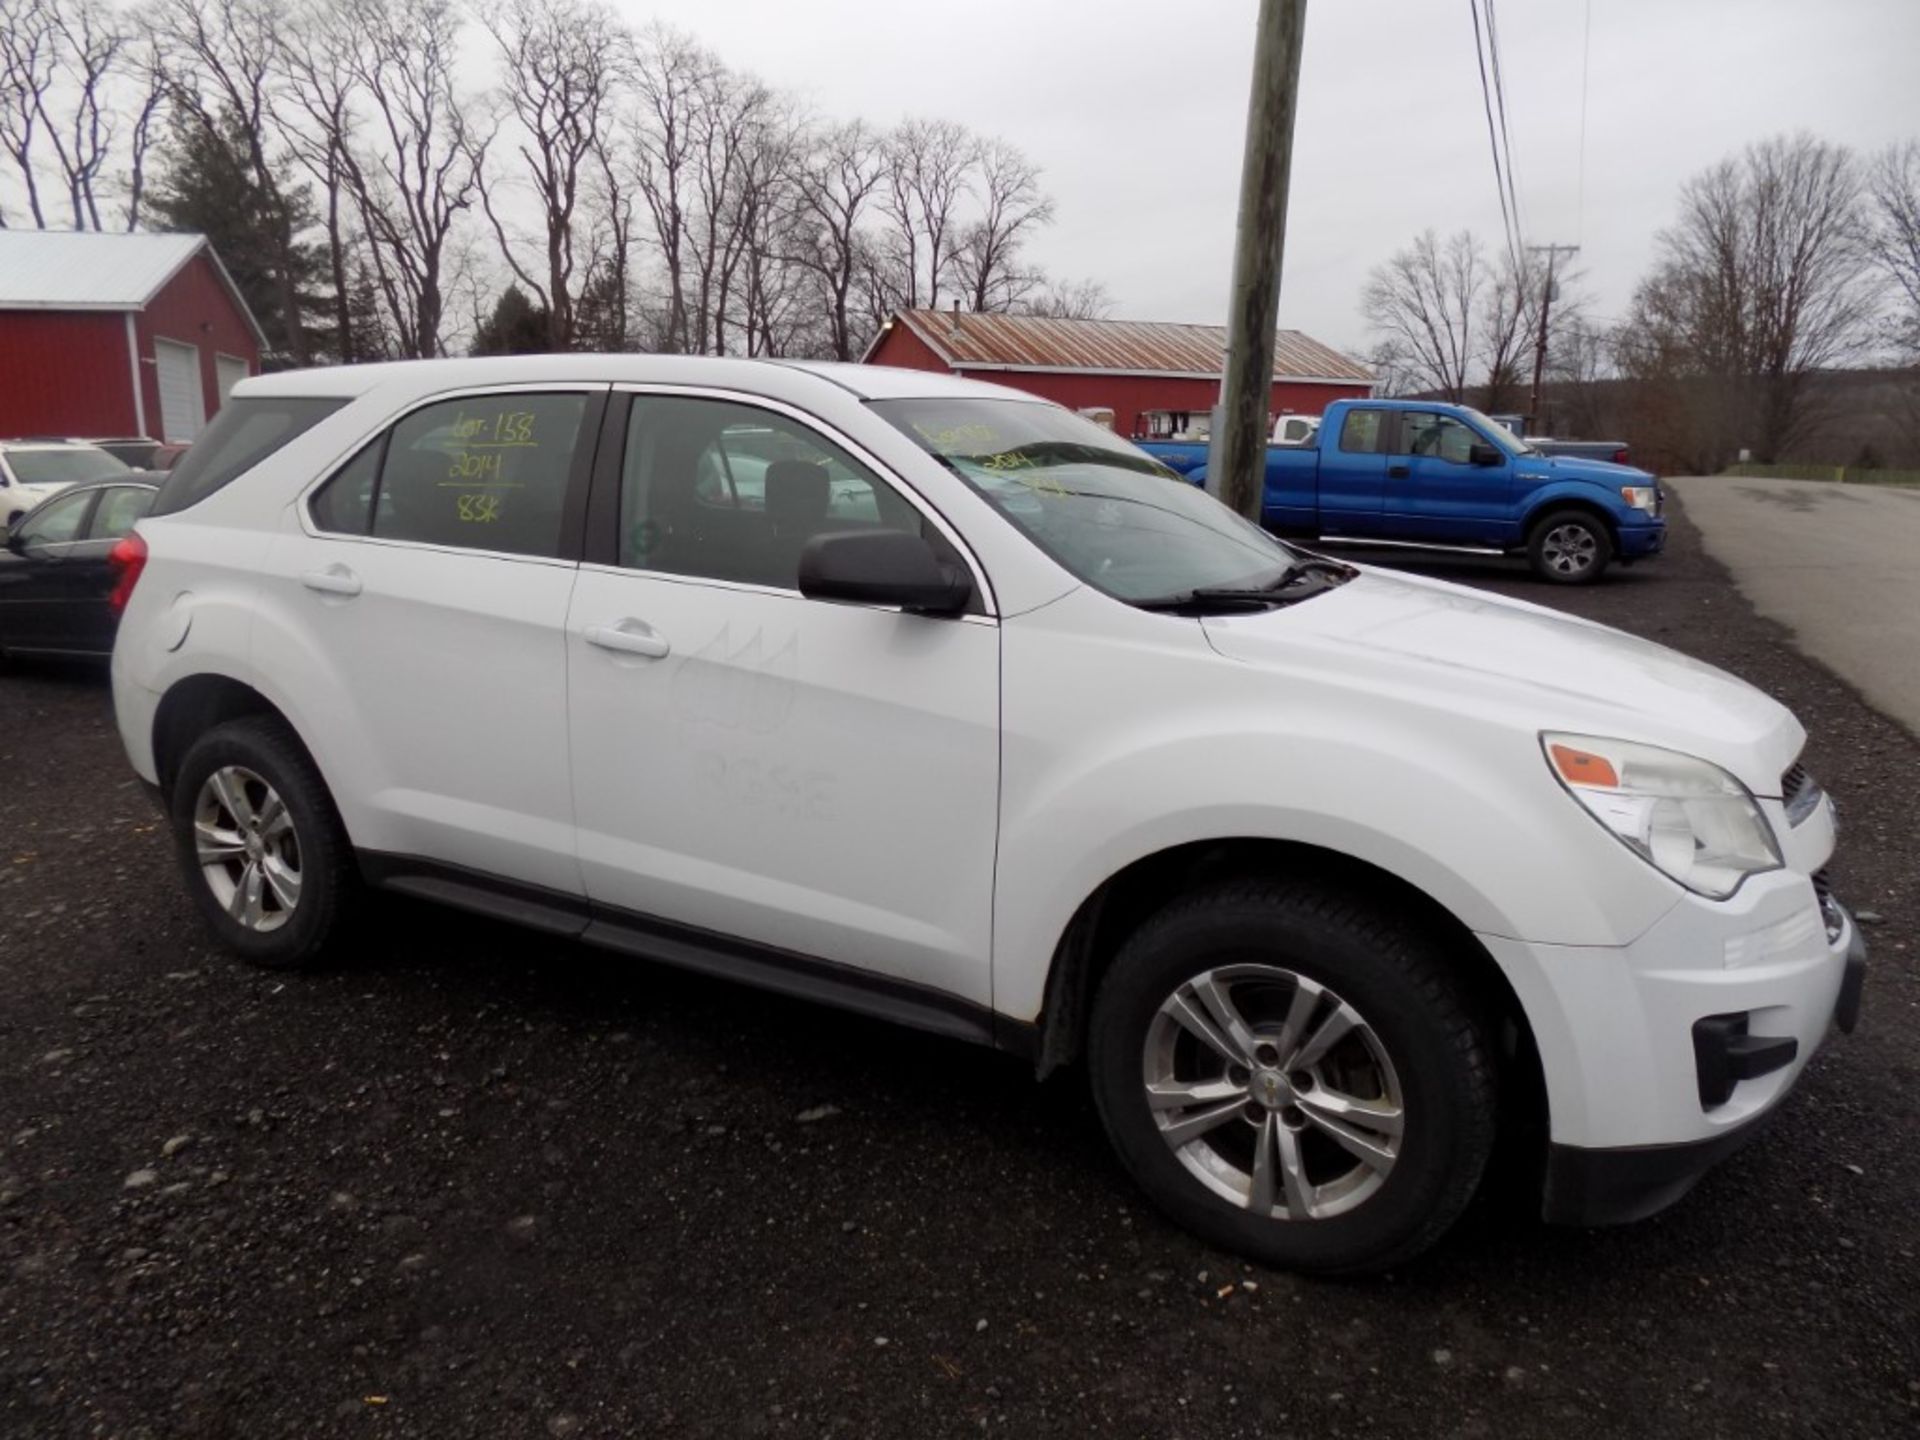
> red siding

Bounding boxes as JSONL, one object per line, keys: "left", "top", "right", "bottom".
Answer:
{"left": 0, "top": 310, "right": 139, "bottom": 437}
{"left": 135, "top": 252, "right": 261, "bottom": 434}
{"left": 865, "top": 325, "right": 1370, "bottom": 438}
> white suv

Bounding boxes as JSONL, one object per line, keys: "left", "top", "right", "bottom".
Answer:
{"left": 108, "top": 356, "right": 1864, "bottom": 1273}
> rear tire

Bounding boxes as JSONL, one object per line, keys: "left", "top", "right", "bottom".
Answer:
{"left": 1087, "top": 877, "right": 1495, "bottom": 1274}
{"left": 169, "top": 717, "right": 359, "bottom": 970}
{"left": 1527, "top": 509, "right": 1612, "bottom": 584}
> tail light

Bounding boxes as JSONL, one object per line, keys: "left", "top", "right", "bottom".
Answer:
{"left": 1612, "top": 448, "right": 1630, "bottom": 464}
{"left": 108, "top": 531, "right": 148, "bottom": 615}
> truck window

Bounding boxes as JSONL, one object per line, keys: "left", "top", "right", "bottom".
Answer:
{"left": 1339, "top": 409, "right": 1386, "bottom": 454}
{"left": 1400, "top": 413, "right": 1477, "bottom": 464}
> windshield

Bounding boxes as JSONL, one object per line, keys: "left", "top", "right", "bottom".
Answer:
{"left": 872, "top": 398, "right": 1296, "bottom": 604}
{"left": 1460, "top": 408, "right": 1533, "bottom": 457}
{"left": 8, "top": 447, "right": 130, "bottom": 486}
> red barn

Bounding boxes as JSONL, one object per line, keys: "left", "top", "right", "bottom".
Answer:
{"left": 862, "top": 308, "right": 1373, "bottom": 438}
{"left": 0, "top": 230, "right": 266, "bottom": 445}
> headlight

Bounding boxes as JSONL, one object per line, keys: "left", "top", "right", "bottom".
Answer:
{"left": 1620, "top": 486, "right": 1658, "bottom": 514}
{"left": 1542, "top": 733, "right": 1782, "bottom": 899}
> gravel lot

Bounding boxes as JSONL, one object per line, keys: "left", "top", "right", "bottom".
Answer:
{"left": 2, "top": 496, "right": 1915, "bottom": 1439}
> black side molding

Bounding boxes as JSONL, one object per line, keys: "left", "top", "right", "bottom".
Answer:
{"left": 357, "top": 851, "right": 1032, "bottom": 1056}
{"left": 1541, "top": 1115, "right": 1777, "bottom": 1227}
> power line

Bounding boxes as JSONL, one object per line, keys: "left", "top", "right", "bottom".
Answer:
{"left": 1484, "top": 0, "right": 1526, "bottom": 251}
{"left": 1467, "top": 0, "right": 1521, "bottom": 274}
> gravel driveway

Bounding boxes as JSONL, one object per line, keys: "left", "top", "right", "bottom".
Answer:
{"left": 2, "top": 495, "right": 1915, "bottom": 1439}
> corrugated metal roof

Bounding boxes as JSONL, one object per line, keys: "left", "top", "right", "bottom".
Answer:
{"left": 0, "top": 231, "right": 206, "bottom": 309}
{"left": 886, "top": 309, "right": 1372, "bottom": 383}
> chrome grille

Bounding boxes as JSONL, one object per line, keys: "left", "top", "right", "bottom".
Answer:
{"left": 1782, "top": 761, "right": 1822, "bottom": 826}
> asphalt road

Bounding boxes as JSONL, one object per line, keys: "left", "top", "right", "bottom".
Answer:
{"left": 1668, "top": 475, "right": 1920, "bottom": 736}
{"left": 2, "top": 497, "right": 1916, "bottom": 1439}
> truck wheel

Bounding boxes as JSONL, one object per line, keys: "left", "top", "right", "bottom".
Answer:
{"left": 168, "top": 717, "right": 360, "bottom": 970}
{"left": 1528, "top": 510, "right": 1612, "bottom": 584}
{"left": 1087, "top": 877, "right": 1495, "bottom": 1274}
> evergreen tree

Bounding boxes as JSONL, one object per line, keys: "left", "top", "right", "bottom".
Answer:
{"left": 145, "top": 109, "right": 331, "bottom": 366}
{"left": 471, "top": 286, "right": 554, "bottom": 355}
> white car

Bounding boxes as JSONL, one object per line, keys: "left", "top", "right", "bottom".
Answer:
{"left": 1, "top": 440, "right": 136, "bottom": 529}
{"left": 107, "top": 357, "right": 1864, "bottom": 1273}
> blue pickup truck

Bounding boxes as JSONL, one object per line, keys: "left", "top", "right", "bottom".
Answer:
{"left": 1137, "top": 398, "right": 1665, "bottom": 584}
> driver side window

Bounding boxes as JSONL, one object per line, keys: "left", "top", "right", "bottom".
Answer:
{"left": 1399, "top": 413, "right": 1477, "bottom": 465}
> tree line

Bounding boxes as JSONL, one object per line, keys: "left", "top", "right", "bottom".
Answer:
{"left": 1362, "top": 133, "right": 1920, "bottom": 470}
{"left": 0, "top": 0, "right": 1111, "bottom": 365}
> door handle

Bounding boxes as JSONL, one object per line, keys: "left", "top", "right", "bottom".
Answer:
{"left": 1387, "top": 464, "right": 1410, "bottom": 478}
{"left": 585, "top": 619, "right": 671, "bottom": 659}
{"left": 301, "top": 564, "right": 362, "bottom": 597}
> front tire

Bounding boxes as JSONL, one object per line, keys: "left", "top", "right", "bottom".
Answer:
{"left": 1527, "top": 509, "right": 1613, "bottom": 584}
{"left": 1088, "top": 878, "right": 1495, "bottom": 1274}
{"left": 169, "top": 717, "right": 359, "bottom": 969}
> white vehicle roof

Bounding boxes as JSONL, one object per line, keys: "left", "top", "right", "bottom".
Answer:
{"left": 237, "top": 355, "right": 1048, "bottom": 407}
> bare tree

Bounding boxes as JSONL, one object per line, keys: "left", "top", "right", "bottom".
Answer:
{"left": 1020, "top": 276, "right": 1113, "bottom": 321}
{"left": 626, "top": 22, "right": 714, "bottom": 353}
{"left": 0, "top": 0, "right": 57, "bottom": 226}
{"left": 477, "top": 0, "right": 624, "bottom": 351}
{"left": 119, "top": 32, "right": 167, "bottom": 231}
{"left": 1625, "top": 133, "right": 1874, "bottom": 462}
{"left": 278, "top": 0, "right": 368, "bottom": 360}
{"left": 1865, "top": 140, "right": 1920, "bottom": 360}
{"left": 953, "top": 137, "right": 1052, "bottom": 312}
{"left": 149, "top": 0, "right": 315, "bottom": 360}
{"left": 338, "top": 0, "right": 487, "bottom": 358}
{"left": 1361, "top": 229, "right": 1488, "bottom": 402}
{"left": 789, "top": 118, "right": 886, "bottom": 359}
{"left": 878, "top": 117, "right": 977, "bottom": 311}
{"left": 1476, "top": 249, "right": 1539, "bottom": 414}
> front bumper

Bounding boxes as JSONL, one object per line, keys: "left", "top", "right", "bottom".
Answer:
{"left": 1540, "top": 912, "right": 1866, "bottom": 1225}
{"left": 1617, "top": 518, "right": 1667, "bottom": 559}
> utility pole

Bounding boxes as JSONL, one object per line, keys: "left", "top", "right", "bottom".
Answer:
{"left": 1526, "top": 242, "right": 1579, "bottom": 432}
{"left": 1208, "top": 0, "right": 1308, "bottom": 522}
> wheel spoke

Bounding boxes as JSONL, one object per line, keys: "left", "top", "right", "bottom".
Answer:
{"left": 1164, "top": 991, "right": 1248, "bottom": 1068}
{"left": 1157, "top": 1095, "right": 1247, "bottom": 1149}
{"left": 1270, "top": 976, "right": 1323, "bottom": 1069}
{"left": 1296, "top": 1092, "right": 1400, "bottom": 1172}
{"left": 1298, "top": 1085, "right": 1403, "bottom": 1138}
{"left": 261, "top": 854, "right": 302, "bottom": 911}
{"left": 1145, "top": 1077, "right": 1245, "bottom": 1112}
{"left": 1248, "top": 1113, "right": 1278, "bottom": 1214}
{"left": 194, "top": 819, "right": 247, "bottom": 863}
{"left": 1286, "top": 1001, "right": 1359, "bottom": 1070}
{"left": 229, "top": 860, "right": 264, "bottom": 925}
{"left": 1273, "top": 1119, "right": 1315, "bottom": 1219}
{"left": 257, "top": 791, "right": 291, "bottom": 841}
{"left": 1187, "top": 973, "right": 1259, "bottom": 1062}
{"left": 211, "top": 769, "right": 255, "bottom": 829}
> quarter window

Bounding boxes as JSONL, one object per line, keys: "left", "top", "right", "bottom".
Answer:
{"left": 88, "top": 486, "right": 154, "bottom": 540}
{"left": 15, "top": 489, "right": 92, "bottom": 548}
{"left": 619, "top": 395, "right": 924, "bottom": 589}
{"left": 307, "top": 393, "right": 589, "bottom": 559}
{"left": 1339, "top": 409, "right": 1386, "bottom": 454}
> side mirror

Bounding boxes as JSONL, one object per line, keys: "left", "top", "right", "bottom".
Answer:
{"left": 1468, "top": 443, "right": 1503, "bottom": 467}
{"left": 798, "top": 529, "right": 973, "bottom": 616}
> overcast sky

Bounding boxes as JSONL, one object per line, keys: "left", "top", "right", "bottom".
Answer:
{"left": 620, "top": 0, "right": 1920, "bottom": 359}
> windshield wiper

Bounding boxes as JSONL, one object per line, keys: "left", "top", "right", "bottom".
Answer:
{"left": 1134, "top": 558, "right": 1355, "bottom": 613}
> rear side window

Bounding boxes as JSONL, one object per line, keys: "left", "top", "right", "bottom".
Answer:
{"left": 88, "top": 486, "right": 154, "bottom": 540}
{"left": 1338, "top": 409, "right": 1386, "bottom": 454}
{"left": 151, "top": 398, "right": 346, "bottom": 516}
{"left": 310, "top": 392, "right": 590, "bottom": 559}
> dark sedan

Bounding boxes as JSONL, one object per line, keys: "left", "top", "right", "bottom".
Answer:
{"left": 0, "top": 478, "right": 157, "bottom": 659}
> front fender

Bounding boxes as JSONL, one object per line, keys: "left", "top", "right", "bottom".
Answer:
{"left": 1518, "top": 478, "right": 1633, "bottom": 532}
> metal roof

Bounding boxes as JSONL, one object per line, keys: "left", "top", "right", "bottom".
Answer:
{"left": 877, "top": 309, "right": 1373, "bottom": 384}
{"left": 0, "top": 231, "right": 267, "bottom": 347}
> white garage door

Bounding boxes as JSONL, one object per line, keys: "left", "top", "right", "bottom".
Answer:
{"left": 155, "top": 338, "right": 205, "bottom": 443}
{"left": 215, "top": 353, "right": 250, "bottom": 411}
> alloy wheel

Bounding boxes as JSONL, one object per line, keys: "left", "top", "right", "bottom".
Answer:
{"left": 1143, "top": 964, "right": 1404, "bottom": 1221}
{"left": 193, "top": 765, "right": 302, "bottom": 932}
{"left": 1541, "top": 523, "right": 1599, "bottom": 576}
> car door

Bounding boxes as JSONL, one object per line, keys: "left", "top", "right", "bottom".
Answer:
{"left": 274, "top": 386, "right": 605, "bottom": 895}
{"left": 1312, "top": 406, "right": 1391, "bottom": 537}
{"left": 0, "top": 487, "right": 98, "bottom": 652}
{"left": 1385, "top": 411, "right": 1515, "bottom": 543}
{"left": 40, "top": 484, "right": 155, "bottom": 653}
{"left": 565, "top": 389, "right": 1001, "bottom": 1006}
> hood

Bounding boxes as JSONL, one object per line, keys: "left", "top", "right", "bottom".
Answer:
{"left": 1530, "top": 453, "right": 1656, "bottom": 486}
{"left": 1199, "top": 567, "right": 1801, "bottom": 795}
